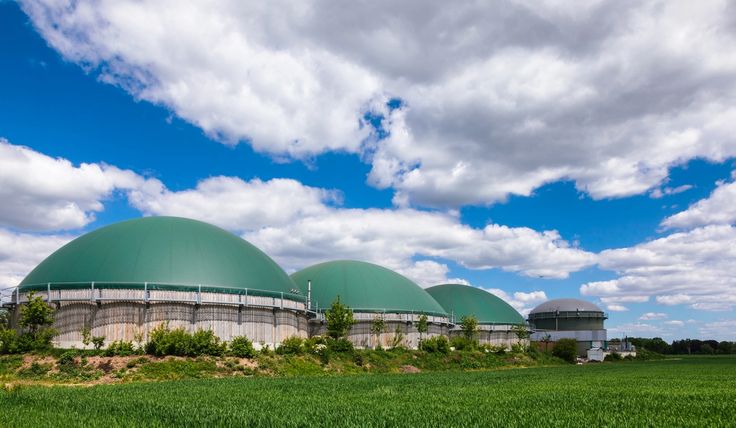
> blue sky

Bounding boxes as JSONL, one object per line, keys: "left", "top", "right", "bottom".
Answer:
{"left": 2, "top": 1, "right": 736, "bottom": 340}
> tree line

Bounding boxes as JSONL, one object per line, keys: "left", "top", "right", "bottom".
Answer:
{"left": 628, "top": 337, "right": 735, "bottom": 355}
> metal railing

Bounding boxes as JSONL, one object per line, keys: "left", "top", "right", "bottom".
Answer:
{"left": 3, "top": 282, "right": 313, "bottom": 315}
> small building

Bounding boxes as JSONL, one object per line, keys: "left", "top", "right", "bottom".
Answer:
{"left": 528, "top": 298, "right": 607, "bottom": 356}
{"left": 290, "top": 260, "right": 449, "bottom": 348}
{"left": 426, "top": 283, "right": 527, "bottom": 348}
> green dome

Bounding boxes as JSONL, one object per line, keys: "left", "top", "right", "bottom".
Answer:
{"left": 20, "top": 217, "right": 298, "bottom": 299}
{"left": 291, "top": 260, "right": 447, "bottom": 316}
{"left": 426, "top": 284, "right": 524, "bottom": 325}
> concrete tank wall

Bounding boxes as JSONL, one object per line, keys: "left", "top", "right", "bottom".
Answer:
{"left": 309, "top": 313, "right": 450, "bottom": 349}
{"left": 12, "top": 289, "right": 308, "bottom": 349}
{"left": 448, "top": 325, "right": 528, "bottom": 349}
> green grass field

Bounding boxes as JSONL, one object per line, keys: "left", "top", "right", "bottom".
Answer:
{"left": 1, "top": 356, "right": 734, "bottom": 427}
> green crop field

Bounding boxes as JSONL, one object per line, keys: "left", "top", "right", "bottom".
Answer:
{"left": 1, "top": 356, "right": 734, "bottom": 427}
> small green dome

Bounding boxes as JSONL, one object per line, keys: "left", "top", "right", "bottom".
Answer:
{"left": 426, "top": 284, "right": 524, "bottom": 325}
{"left": 20, "top": 217, "right": 298, "bottom": 299}
{"left": 291, "top": 260, "right": 447, "bottom": 316}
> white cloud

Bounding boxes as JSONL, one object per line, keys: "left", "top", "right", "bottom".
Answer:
{"left": 0, "top": 229, "right": 74, "bottom": 294}
{"left": 483, "top": 288, "right": 547, "bottom": 316}
{"left": 21, "top": 0, "right": 736, "bottom": 207}
{"left": 128, "top": 173, "right": 594, "bottom": 281}
{"left": 606, "top": 304, "right": 629, "bottom": 312}
{"left": 244, "top": 209, "right": 595, "bottom": 281}
{"left": 661, "top": 176, "right": 736, "bottom": 229}
{"left": 650, "top": 184, "right": 693, "bottom": 199}
{"left": 663, "top": 320, "right": 684, "bottom": 327}
{"left": 608, "top": 322, "right": 663, "bottom": 336}
{"left": 129, "top": 176, "right": 338, "bottom": 232}
{"left": 582, "top": 225, "right": 736, "bottom": 312}
{"left": 0, "top": 139, "right": 150, "bottom": 231}
{"left": 639, "top": 312, "right": 668, "bottom": 320}
{"left": 699, "top": 319, "right": 736, "bottom": 340}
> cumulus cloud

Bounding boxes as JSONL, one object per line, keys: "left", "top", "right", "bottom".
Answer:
{"left": 650, "top": 184, "right": 693, "bottom": 199}
{"left": 0, "top": 229, "right": 73, "bottom": 294}
{"left": 129, "top": 174, "right": 594, "bottom": 282}
{"left": 21, "top": 1, "right": 736, "bottom": 207}
{"left": 244, "top": 209, "right": 595, "bottom": 281}
{"left": 0, "top": 139, "right": 150, "bottom": 231}
{"left": 129, "top": 176, "right": 339, "bottom": 231}
{"left": 699, "top": 319, "right": 736, "bottom": 340}
{"left": 483, "top": 288, "right": 547, "bottom": 316}
{"left": 639, "top": 312, "right": 668, "bottom": 320}
{"left": 608, "top": 322, "right": 663, "bottom": 336}
{"left": 581, "top": 225, "right": 736, "bottom": 312}
{"left": 606, "top": 304, "right": 629, "bottom": 312}
{"left": 661, "top": 175, "right": 736, "bottom": 229}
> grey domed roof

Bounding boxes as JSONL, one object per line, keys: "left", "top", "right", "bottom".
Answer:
{"left": 529, "top": 298, "right": 602, "bottom": 314}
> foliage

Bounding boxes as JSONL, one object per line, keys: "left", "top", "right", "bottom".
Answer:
{"left": 14, "top": 292, "right": 57, "bottom": 352}
{"left": 419, "top": 335, "right": 450, "bottom": 354}
{"left": 459, "top": 315, "right": 478, "bottom": 341}
{"left": 1, "top": 357, "right": 734, "bottom": 426}
{"left": 17, "top": 361, "right": 51, "bottom": 379}
{"left": 104, "top": 340, "right": 137, "bottom": 357}
{"left": 324, "top": 296, "right": 355, "bottom": 339}
{"left": 389, "top": 325, "right": 405, "bottom": 349}
{"left": 327, "top": 337, "right": 354, "bottom": 353}
{"left": 416, "top": 314, "right": 428, "bottom": 341}
{"left": 0, "top": 309, "right": 9, "bottom": 330}
{"left": 81, "top": 327, "right": 92, "bottom": 348}
{"left": 450, "top": 336, "right": 477, "bottom": 351}
{"left": 604, "top": 351, "right": 623, "bottom": 362}
{"left": 19, "top": 292, "right": 55, "bottom": 335}
{"left": 552, "top": 338, "right": 578, "bottom": 363}
{"left": 228, "top": 336, "right": 256, "bottom": 358}
{"left": 0, "top": 329, "right": 20, "bottom": 354}
{"left": 144, "top": 323, "right": 225, "bottom": 357}
{"left": 511, "top": 324, "right": 530, "bottom": 340}
{"left": 370, "top": 316, "right": 385, "bottom": 349}
{"left": 91, "top": 335, "right": 106, "bottom": 351}
{"left": 277, "top": 337, "right": 305, "bottom": 355}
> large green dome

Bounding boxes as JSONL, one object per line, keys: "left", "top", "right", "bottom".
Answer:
{"left": 426, "top": 284, "right": 524, "bottom": 325}
{"left": 20, "top": 216, "right": 298, "bottom": 298}
{"left": 290, "top": 260, "right": 447, "bottom": 316}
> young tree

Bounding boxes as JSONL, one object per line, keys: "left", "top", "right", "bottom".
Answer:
{"left": 390, "top": 325, "right": 405, "bottom": 349}
{"left": 460, "top": 315, "right": 478, "bottom": 340}
{"left": 20, "top": 291, "right": 54, "bottom": 336}
{"left": 416, "top": 314, "right": 428, "bottom": 342}
{"left": 325, "top": 296, "right": 355, "bottom": 339}
{"left": 511, "top": 324, "right": 530, "bottom": 341}
{"left": 370, "top": 316, "right": 385, "bottom": 349}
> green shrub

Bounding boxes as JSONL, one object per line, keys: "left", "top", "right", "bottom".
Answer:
{"left": 57, "top": 350, "right": 79, "bottom": 371}
{"left": 0, "top": 329, "right": 20, "bottom": 354}
{"left": 389, "top": 325, "right": 405, "bottom": 349}
{"left": 451, "top": 336, "right": 478, "bottom": 351}
{"left": 604, "top": 351, "right": 623, "bottom": 362}
{"left": 144, "top": 324, "right": 224, "bottom": 357}
{"left": 228, "top": 336, "right": 256, "bottom": 358}
{"left": 104, "top": 340, "right": 136, "bottom": 357}
{"left": 552, "top": 339, "right": 578, "bottom": 363}
{"left": 17, "top": 361, "right": 52, "bottom": 378}
{"left": 277, "top": 336, "right": 304, "bottom": 355}
{"left": 327, "top": 337, "right": 354, "bottom": 353}
{"left": 190, "top": 330, "right": 225, "bottom": 356}
{"left": 419, "top": 336, "right": 450, "bottom": 354}
{"left": 91, "top": 336, "right": 106, "bottom": 351}
{"left": 303, "top": 336, "right": 327, "bottom": 354}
